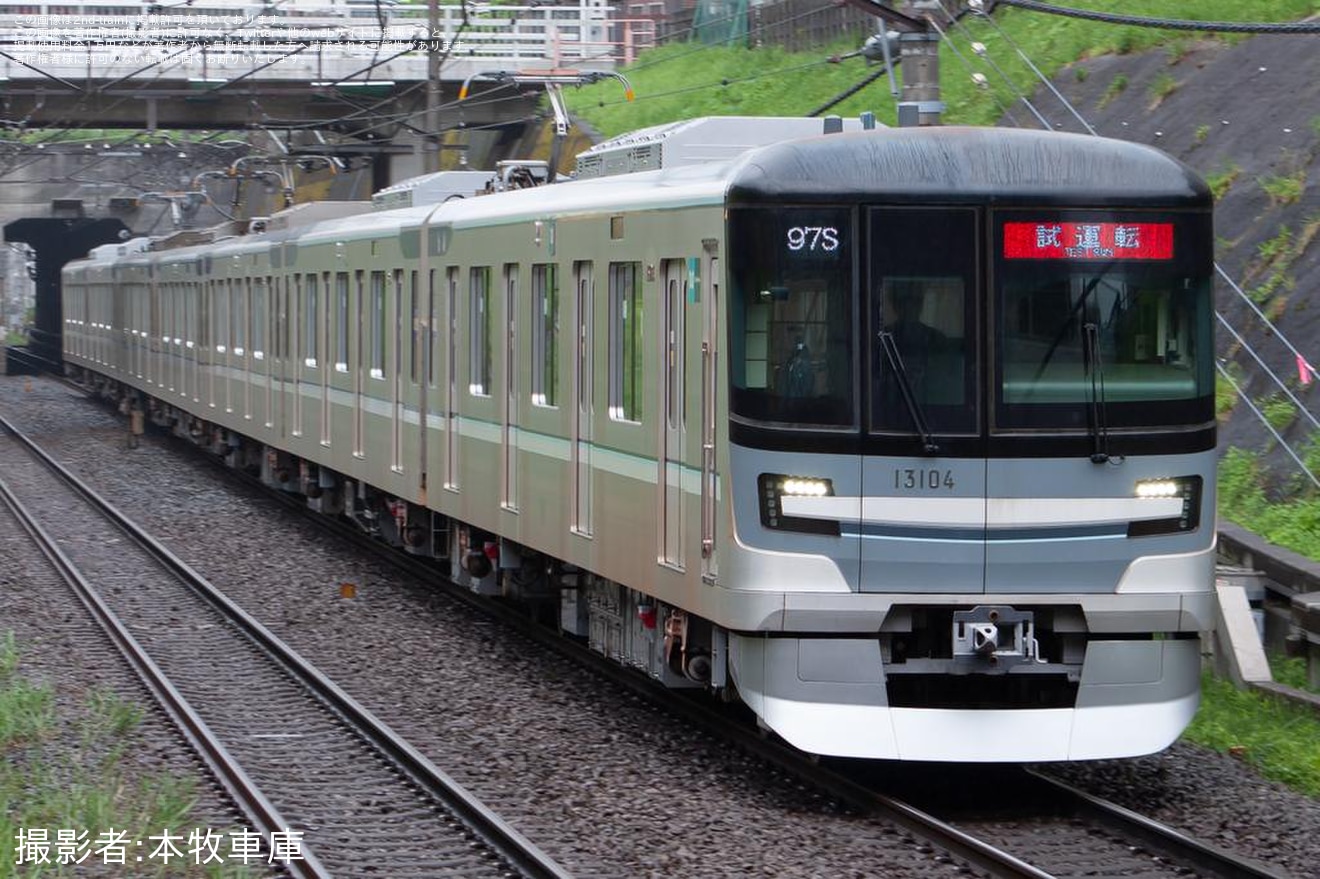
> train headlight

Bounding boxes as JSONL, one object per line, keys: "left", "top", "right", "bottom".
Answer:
{"left": 758, "top": 473, "right": 840, "bottom": 536}
{"left": 1135, "top": 479, "right": 1179, "bottom": 498}
{"left": 1128, "top": 476, "right": 1202, "bottom": 537}
{"left": 782, "top": 477, "right": 831, "bottom": 497}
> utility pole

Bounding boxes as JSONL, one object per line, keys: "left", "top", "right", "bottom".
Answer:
{"left": 425, "top": 0, "right": 442, "bottom": 174}
{"left": 846, "top": 0, "right": 946, "bottom": 126}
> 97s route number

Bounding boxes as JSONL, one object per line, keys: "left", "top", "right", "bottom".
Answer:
{"left": 786, "top": 226, "right": 840, "bottom": 252}
{"left": 893, "top": 468, "right": 955, "bottom": 490}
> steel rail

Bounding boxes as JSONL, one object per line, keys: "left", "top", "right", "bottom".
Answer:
{"left": 49, "top": 375, "right": 1313, "bottom": 878}
{"left": 1025, "top": 769, "right": 1289, "bottom": 879}
{"left": 0, "top": 421, "right": 331, "bottom": 879}
{"left": 0, "top": 411, "right": 573, "bottom": 879}
{"left": 200, "top": 434, "right": 1054, "bottom": 879}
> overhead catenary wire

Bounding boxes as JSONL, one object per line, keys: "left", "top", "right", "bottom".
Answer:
{"left": 967, "top": 1, "right": 1096, "bottom": 135}
{"left": 925, "top": 15, "right": 1029, "bottom": 128}
{"left": 989, "top": 0, "right": 1320, "bottom": 34}
{"left": 1216, "top": 312, "right": 1320, "bottom": 433}
{"left": 938, "top": 0, "right": 1053, "bottom": 129}
{"left": 1216, "top": 362, "right": 1320, "bottom": 490}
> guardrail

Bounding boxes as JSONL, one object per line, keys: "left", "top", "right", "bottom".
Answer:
{"left": 0, "top": 3, "right": 656, "bottom": 81}
{"left": 1217, "top": 520, "right": 1320, "bottom": 703}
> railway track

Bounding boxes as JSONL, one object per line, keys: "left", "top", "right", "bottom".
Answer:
{"left": 0, "top": 411, "right": 571, "bottom": 879}
{"left": 6, "top": 377, "right": 1313, "bottom": 878}
{"left": 180, "top": 415, "right": 1293, "bottom": 879}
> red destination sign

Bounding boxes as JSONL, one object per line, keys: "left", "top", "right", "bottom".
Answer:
{"left": 1003, "top": 221, "right": 1174, "bottom": 260}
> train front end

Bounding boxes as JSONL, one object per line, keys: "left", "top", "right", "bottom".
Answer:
{"left": 720, "top": 127, "right": 1216, "bottom": 761}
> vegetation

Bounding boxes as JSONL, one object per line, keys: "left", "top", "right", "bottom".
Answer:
{"left": 1205, "top": 161, "right": 1242, "bottom": 200}
{"left": 567, "top": 0, "right": 1320, "bottom": 136}
{"left": 1259, "top": 170, "right": 1307, "bottom": 206}
{"left": 1216, "top": 371, "right": 1240, "bottom": 420}
{"left": 1146, "top": 71, "right": 1178, "bottom": 107}
{"left": 1219, "top": 446, "right": 1320, "bottom": 559}
{"left": 0, "top": 632, "right": 252, "bottom": 878}
{"left": 1259, "top": 393, "right": 1299, "bottom": 432}
{"left": 1184, "top": 670, "right": 1320, "bottom": 796}
{"left": 1244, "top": 224, "right": 1299, "bottom": 304}
{"left": 1272, "top": 655, "right": 1317, "bottom": 694}
{"left": 1098, "top": 73, "right": 1129, "bottom": 109}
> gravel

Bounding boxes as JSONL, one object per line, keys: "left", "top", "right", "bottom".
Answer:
{"left": 3, "top": 373, "right": 1319, "bottom": 878}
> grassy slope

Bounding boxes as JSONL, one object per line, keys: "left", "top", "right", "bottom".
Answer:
{"left": 567, "top": 1, "right": 1320, "bottom": 136}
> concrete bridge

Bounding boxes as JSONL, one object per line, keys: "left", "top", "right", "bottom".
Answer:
{"left": 0, "top": 0, "right": 652, "bottom": 133}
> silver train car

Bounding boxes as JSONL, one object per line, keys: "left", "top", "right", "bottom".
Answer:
{"left": 62, "top": 118, "right": 1217, "bottom": 761}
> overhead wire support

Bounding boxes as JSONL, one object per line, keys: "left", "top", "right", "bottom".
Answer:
{"left": 1216, "top": 263, "right": 1319, "bottom": 384}
{"left": 1216, "top": 312, "right": 1320, "bottom": 434}
{"left": 939, "top": 0, "right": 1053, "bottom": 129}
{"left": 924, "top": 15, "right": 1031, "bottom": 128}
{"left": 1216, "top": 362, "right": 1320, "bottom": 490}
{"left": 966, "top": 0, "right": 1095, "bottom": 134}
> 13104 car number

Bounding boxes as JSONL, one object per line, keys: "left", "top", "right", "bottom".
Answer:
{"left": 893, "top": 468, "right": 955, "bottom": 490}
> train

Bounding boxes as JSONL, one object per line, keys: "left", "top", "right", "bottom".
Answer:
{"left": 61, "top": 116, "right": 1217, "bottom": 762}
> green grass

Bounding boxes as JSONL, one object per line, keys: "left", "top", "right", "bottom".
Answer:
{"left": 1218, "top": 446, "right": 1320, "bottom": 559}
{"left": 1271, "top": 655, "right": 1316, "bottom": 693}
{"left": 1259, "top": 170, "right": 1307, "bottom": 206}
{"left": 0, "top": 632, "right": 254, "bottom": 878}
{"left": 567, "top": 0, "right": 1320, "bottom": 137}
{"left": 1206, "top": 161, "right": 1242, "bottom": 201}
{"left": 1184, "top": 670, "right": 1320, "bottom": 796}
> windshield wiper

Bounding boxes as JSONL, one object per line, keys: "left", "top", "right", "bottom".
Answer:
{"left": 878, "top": 330, "right": 939, "bottom": 456}
{"left": 1082, "top": 321, "right": 1110, "bottom": 463}
{"left": 1029, "top": 263, "right": 1117, "bottom": 389}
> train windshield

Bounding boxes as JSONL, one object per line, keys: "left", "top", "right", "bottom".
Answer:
{"left": 994, "top": 211, "right": 1214, "bottom": 429}
{"left": 728, "top": 207, "right": 855, "bottom": 427}
{"left": 869, "top": 207, "right": 978, "bottom": 435}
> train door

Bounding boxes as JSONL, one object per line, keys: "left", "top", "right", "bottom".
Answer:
{"left": 659, "top": 259, "right": 687, "bottom": 569}
{"left": 700, "top": 253, "right": 719, "bottom": 583}
{"left": 112, "top": 278, "right": 126, "bottom": 377}
{"left": 148, "top": 276, "right": 159, "bottom": 387}
{"left": 188, "top": 281, "right": 199, "bottom": 403}
{"left": 392, "top": 269, "right": 404, "bottom": 471}
{"left": 220, "top": 279, "right": 231, "bottom": 413}
{"left": 444, "top": 266, "right": 460, "bottom": 490}
{"left": 572, "top": 260, "right": 594, "bottom": 537}
{"left": 241, "top": 279, "right": 252, "bottom": 420}
{"left": 354, "top": 270, "right": 365, "bottom": 456}
{"left": 199, "top": 281, "right": 210, "bottom": 402}
{"left": 261, "top": 276, "right": 273, "bottom": 430}
{"left": 860, "top": 206, "right": 985, "bottom": 593}
{"left": 502, "top": 263, "right": 519, "bottom": 511}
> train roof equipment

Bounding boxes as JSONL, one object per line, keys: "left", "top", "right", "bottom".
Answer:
{"left": 573, "top": 115, "right": 878, "bottom": 180}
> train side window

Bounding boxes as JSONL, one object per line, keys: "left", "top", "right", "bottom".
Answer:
{"left": 253, "top": 277, "right": 266, "bottom": 360}
{"left": 469, "top": 266, "right": 492, "bottom": 397}
{"left": 531, "top": 263, "right": 559, "bottom": 408}
{"left": 186, "top": 282, "right": 196, "bottom": 350}
{"left": 335, "top": 271, "right": 349, "bottom": 372}
{"left": 410, "top": 270, "right": 420, "bottom": 384}
{"left": 369, "top": 270, "right": 386, "bottom": 379}
{"left": 232, "top": 280, "right": 245, "bottom": 357}
{"left": 608, "top": 261, "right": 643, "bottom": 423}
{"left": 428, "top": 269, "right": 438, "bottom": 388}
{"left": 304, "top": 273, "right": 318, "bottom": 368}
{"left": 215, "top": 280, "right": 228, "bottom": 353}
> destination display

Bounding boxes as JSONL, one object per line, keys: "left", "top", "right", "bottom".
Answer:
{"left": 1002, "top": 221, "right": 1174, "bottom": 260}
